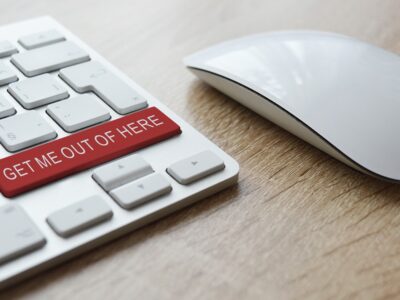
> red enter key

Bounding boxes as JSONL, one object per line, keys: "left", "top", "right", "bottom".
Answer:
{"left": 0, "top": 107, "right": 181, "bottom": 197}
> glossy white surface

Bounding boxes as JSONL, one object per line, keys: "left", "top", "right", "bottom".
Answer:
{"left": 185, "top": 31, "right": 400, "bottom": 181}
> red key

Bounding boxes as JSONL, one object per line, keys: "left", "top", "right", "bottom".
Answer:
{"left": 0, "top": 107, "right": 181, "bottom": 197}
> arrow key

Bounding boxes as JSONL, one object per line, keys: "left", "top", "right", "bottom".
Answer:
{"left": 93, "top": 154, "right": 153, "bottom": 191}
{"left": 110, "top": 173, "right": 172, "bottom": 210}
{"left": 47, "top": 195, "right": 113, "bottom": 238}
{"left": 167, "top": 151, "right": 225, "bottom": 184}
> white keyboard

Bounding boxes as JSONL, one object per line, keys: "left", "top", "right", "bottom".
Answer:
{"left": 0, "top": 17, "right": 239, "bottom": 288}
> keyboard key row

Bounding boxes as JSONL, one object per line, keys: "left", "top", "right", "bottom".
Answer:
{"left": 94, "top": 151, "right": 226, "bottom": 209}
{"left": 0, "top": 150, "right": 225, "bottom": 263}
{"left": 1, "top": 59, "right": 147, "bottom": 117}
{"left": 11, "top": 41, "right": 90, "bottom": 77}
{"left": 0, "top": 89, "right": 145, "bottom": 152}
{"left": 2, "top": 34, "right": 144, "bottom": 118}
{"left": 0, "top": 94, "right": 111, "bottom": 149}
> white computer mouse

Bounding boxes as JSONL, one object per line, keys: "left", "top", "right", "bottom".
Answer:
{"left": 184, "top": 31, "right": 400, "bottom": 182}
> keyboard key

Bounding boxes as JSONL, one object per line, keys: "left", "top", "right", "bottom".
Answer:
{"left": 59, "top": 61, "right": 147, "bottom": 114}
{"left": 0, "top": 204, "right": 46, "bottom": 265}
{"left": 93, "top": 155, "right": 153, "bottom": 192}
{"left": 0, "top": 111, "right": 57, "bottom": 152}
{"left": 19, "top": 30, "right": 65, "bottom": 49}
{"left": 8, "top": 74, "right": 69, "bottom": 109}
{"left": 0, "top": 95, "right": 16, "bottom": 119}
{"left": 47, "top": 195, "right": 113, "bottom": 238}
{"left": 110, "top": 173, "right": 172, "bottom": 209}
{"left": 0, "top": 107, "right": 180, "bottom": 197}
{"left": 167, "top": 151, "right": 225, "bottom": 184}
{"left": 0, "top": 62, "right": 18, "bottom": 86}
{"left": 0, "top": 41, "right": 18, "bottom": 58}
{"left": 47, "top": 95, "right": 110, "bottom": 132}
{"left": 11, "top": 41, "right": 90, "bottom": 77}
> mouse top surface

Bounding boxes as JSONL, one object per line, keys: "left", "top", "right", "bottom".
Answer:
{"left": 184, "top": 31, "right": 400, "bottom": 181}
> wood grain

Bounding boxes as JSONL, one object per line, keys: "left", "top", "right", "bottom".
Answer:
{"left": 2, "top": 0, "right": 400, "bottom": 299}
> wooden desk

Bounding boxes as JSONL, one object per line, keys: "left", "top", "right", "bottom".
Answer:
{"left": 2, "top": 0, "right": 400, "bottom": 299}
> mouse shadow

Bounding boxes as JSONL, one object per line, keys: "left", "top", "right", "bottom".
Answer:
{"left": 1, "top": 174, "right": 240, "bottom": 296}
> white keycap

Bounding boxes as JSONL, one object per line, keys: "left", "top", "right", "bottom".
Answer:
{"left": 0, "top": 40, "right": 18, "bottom": 58}
{"left": 167, "top": 151, "right": 225, "bottom": 184}
{"left": 93, "top": 155, "right": 153, "bottom": 191}
{"left": 0, "top": 204, "right": 46, "bottom": 264}
{"left": 19, "top": 30, "right": 65, "bottom": 49}
{"left": 110, "top": 173, "right": 172, "bottom": 209}
{"left": 11, "top": 41, "right": 90, "bottom": 77}
{"left": 47, "top": 195, "right": 113, "bottom": 238}
{"left": 0, "top": 62, "right": 18, "bottom": 86}
{"left": 8, "top": 74, "right": 69, "bottom": 109}
{"left": 0, "top": 94, "right": 15, "bottom": 119}
{"left": 0, "top": 111, "right": 57, "bottom": 152}
{"left": 47, "top": 94, "right": 110, "bottom": 132}
{"left": 59, "top": 61, "right": 147, "bottom": 114}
